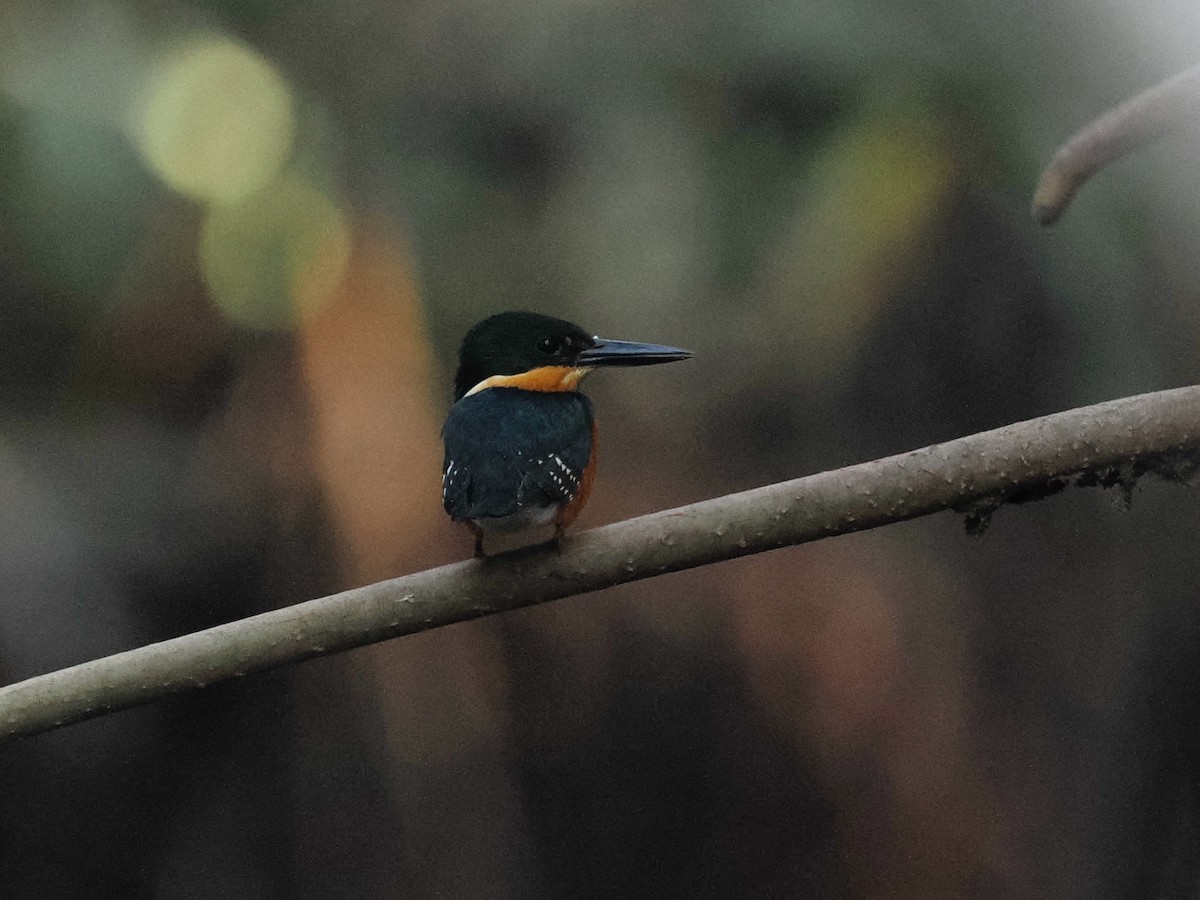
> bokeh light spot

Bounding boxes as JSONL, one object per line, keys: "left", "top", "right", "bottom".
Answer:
{"left": 131, "top": 37, "right": 294, "bottom": 204}
{"left": 200, "top": 173, "right": 351, "bottom": 331}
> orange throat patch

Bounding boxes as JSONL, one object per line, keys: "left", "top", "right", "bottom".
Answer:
{"left": 463, "top": 365, "right": 590, "bottom": 397}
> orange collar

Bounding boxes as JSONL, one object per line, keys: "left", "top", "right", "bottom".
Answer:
{"left": 463, "top": 365, "right": 590, "bottom": 397}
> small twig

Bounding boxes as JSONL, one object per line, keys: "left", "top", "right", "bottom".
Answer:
{"left": 1033, "top": 63, "right": 1200, "bottom": 225}
{"left": 3, "top": 385, "right": 1200, "bottom": 742}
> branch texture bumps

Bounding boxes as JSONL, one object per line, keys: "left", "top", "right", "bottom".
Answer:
{"left": 2, "top": 385, "right": 1200, "bottom": 741}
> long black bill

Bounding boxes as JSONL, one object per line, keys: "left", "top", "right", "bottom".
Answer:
{"left": 576, "top": 338, "right": 692, "bottom": 367}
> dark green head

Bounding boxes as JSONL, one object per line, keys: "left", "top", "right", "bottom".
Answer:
{"left": 453, "top": 311, "right": 691, "bottom": 401}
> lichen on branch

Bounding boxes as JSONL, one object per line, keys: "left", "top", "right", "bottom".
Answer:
{"left": 3, "top": 385, "right": 1200, "bottom": 742}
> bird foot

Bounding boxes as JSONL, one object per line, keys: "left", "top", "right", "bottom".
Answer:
{"left": 465, "top": 523, "right": 486, "bottom": 559}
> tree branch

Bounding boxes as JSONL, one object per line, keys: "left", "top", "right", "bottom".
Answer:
{"left": 3, "top": 385, "right": 1200, "bottom": 742}
{"left": 1033, "top": 63, "right": 1200, "bottom": 225}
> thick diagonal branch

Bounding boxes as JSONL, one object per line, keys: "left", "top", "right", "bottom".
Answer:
{"left": 3, "top": 385, "right": 1200, "bottom": 742}
{"left": 1033, "top": 63, "right": 1200, "bottom": 225}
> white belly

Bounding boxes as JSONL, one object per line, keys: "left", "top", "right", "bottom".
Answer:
{"left": 472, "top": 505, "right": 558, "bottom": 534}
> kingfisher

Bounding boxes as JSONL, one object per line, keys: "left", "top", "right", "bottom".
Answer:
{"left": 442, "top": 311, "right": 692, "bottom": 558}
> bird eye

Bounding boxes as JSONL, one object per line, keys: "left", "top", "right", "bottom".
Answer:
{"left": 536, "top": 336, "right": 560, "bottom": 355}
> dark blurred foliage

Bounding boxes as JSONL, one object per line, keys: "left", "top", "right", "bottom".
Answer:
{"left": 3, "top": 0, "right": 1200, "bottom": 897}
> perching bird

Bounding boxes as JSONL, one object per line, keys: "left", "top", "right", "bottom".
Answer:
{"left": 442, "top": 311, "right": 692, "bottom": 558}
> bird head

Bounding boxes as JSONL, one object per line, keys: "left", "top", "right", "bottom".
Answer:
{"left": 453, "top": 311, "right": 691, "bottom": 401}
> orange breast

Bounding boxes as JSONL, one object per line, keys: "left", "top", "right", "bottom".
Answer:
{"left": 554, "top": 419, "right": 598, "bottom": 529}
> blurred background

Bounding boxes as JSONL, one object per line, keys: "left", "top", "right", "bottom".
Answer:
{"left": 3, "top": 0, "right": 1200, "bottom": 896}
